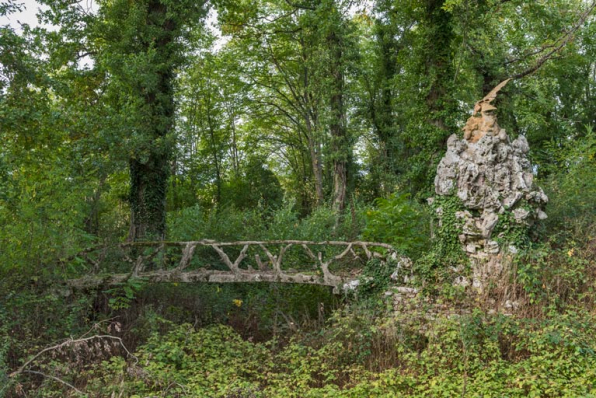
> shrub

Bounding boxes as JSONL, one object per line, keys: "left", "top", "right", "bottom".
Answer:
{"left": 362, "top": 193, "right": 430, "bottom": 258}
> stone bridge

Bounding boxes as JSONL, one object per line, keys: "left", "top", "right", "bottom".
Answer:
{"left": 68, "top": 240, "right": 397, "bottom": 291}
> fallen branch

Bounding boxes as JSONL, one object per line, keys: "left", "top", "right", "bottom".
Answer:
{"left": 9, "top": 334, "right": 137, "bottom": 397}
{"left": 10, "top": 335, "right": 136, "bottom": 378}
{"left": 21, "top": 370, "right": 85, "bottom": 396}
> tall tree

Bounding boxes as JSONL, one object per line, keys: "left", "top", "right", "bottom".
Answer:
{"left": 319, "top": 0, "right": 355, "bottom": 212}
{"left": 354, "top": 0, "right": 413, "bottom": 196}
{"left": 218, "top": 0, "right": 359, "bottom": 211}
{"left": 219, "top": 0, "right": 326, "bottom": 207}
{"left": 98, "top": 0, "right": 207, "bottom": 240}
{"left": 402, "top": 0, "right": 457, "bottom": 196}
{"left": 177, "top": 45, "right": 245, "bottom": 208}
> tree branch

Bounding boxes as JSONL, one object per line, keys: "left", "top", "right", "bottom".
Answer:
{"left": 22, "top": 370, "right": 85, "bottom": 396}
{"left": 512, "top": 0, "right": 596, "bottom": 80}
{"left": 10, "top": 335, "right": 137, "bottom": 378}
{"left": 9, "top": 334, "right": 137, "bottom": 396}
{"left": 284, "top": 0, "right": 315, "bottom": 11}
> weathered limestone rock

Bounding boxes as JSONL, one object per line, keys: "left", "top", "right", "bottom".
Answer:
{"left": 433, "top": 79, "right": 548, "bottom": 289}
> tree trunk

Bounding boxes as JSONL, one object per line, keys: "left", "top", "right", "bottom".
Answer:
{"left": 306, "top": 129, "right": 325, "bottom": 206}
{"left": 129, "top": 155, "right": 169, "bottom": 241}
{"left": 424, "top": 0, "right": 453, "bottom": 134}
{"left": 229, "top": 103, "right": 240, "bottom": 177}
{"left": 128, "top": 0, "right": 176, "bottom": 241}
{"left": 298, "top": 34, "right": 325, "bottom": 207}
{"left": 374, "top": 13, "right": 401, "bottom": 178}
{"left": 205, "top": 80, "right": 222, "bottom": 205}
{"left": 329, "top": 30, "right": 348, "bottom": 212}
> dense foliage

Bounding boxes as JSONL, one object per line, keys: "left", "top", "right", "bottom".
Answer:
{"left": 1, "top": 0, "right": 596, "bottom": 396}
{"left": 79, "top": 312, "right": 596, "bottom": 397}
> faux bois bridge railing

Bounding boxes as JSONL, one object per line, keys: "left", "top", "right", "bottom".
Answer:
{"left": 67, "top": 240, "right": 397, "bottom": 291}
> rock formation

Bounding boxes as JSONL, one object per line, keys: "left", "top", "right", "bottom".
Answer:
{"left": 433, "top": 79, "right": 548, "bottom": 289}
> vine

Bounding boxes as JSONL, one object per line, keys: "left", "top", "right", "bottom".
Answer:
{"left": 415, "top": 195, "right": 467, "bottom": 284}
{"left": 492, "top": 204, "right": 533, "bottom": 250}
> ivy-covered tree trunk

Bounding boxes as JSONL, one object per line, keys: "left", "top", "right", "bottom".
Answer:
{"left": 423, "top": 0, "right": 454, "bottom": 132}
{"left": 97, "top": 0, "right": 206, "bottom": 240}
{"left": 377, "top": 33, "right": 399, "bottom": 173}
{"left": 128, "top": 0, "right": 177, "bottom": 241}
{"left": 129, "top": 153, "right": 170, "bottom": 241}
{"left": 403, "top": 0, "right": 456, "bottom": 196}
{"left": 372, "top": 0, "right": 402, "bottom": 179}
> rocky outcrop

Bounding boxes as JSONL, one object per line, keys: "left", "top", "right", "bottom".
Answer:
{"left": 433, "top": 80, "right": 548, "bottom": 289}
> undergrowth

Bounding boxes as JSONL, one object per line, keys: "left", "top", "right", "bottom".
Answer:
{"left": 20, "top": 306, "right": 596, "bottom": 397}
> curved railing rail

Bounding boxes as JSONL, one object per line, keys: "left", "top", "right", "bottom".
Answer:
{"left": 67, "top": 240, "right": 396, "bottom": 290}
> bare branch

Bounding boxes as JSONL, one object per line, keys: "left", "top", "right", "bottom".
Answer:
{"left": 22, "top": 370, "right": 85, "bottom": 395}
{"left": 211, "top": 245, "right": 237, "bottom": 272}
{"left": 9, "top": 333, "right": 137, "bottom": 397}
{"left": 176, "top": 242, "right": 197, "bottom": 271}
{"left": 10, "top": 335, "right": 137, "bottom": 378}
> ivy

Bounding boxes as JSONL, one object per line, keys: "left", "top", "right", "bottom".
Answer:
{"left": 414, "top": 195, "right": 467, "bottom": 285}
{"left": 355, "top": 257, "right": 400, "bottom": 299}
{"left": 492, "top": 206, "right": 532, "bottom": 250}
{"left": 431, "top": 195, "right": 466, "bottom": 260}
{"left": 105, "top": 278, "right": 146, "bottom": 311}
